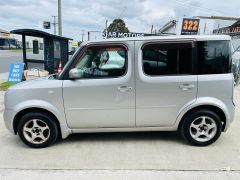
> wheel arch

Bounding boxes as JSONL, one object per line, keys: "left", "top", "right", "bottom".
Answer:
{"left": 13, "top": 107, "right": 62, "bottom": 138}
{"left": 177, "top": 105, "right": 226, "bottom": 131}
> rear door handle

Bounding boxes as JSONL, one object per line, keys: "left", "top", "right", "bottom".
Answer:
{"left": 179, "top": 84, "right": 195, "bottom": 90}
{"left": 118, "top": 86, "right": 133, "bottom": 92}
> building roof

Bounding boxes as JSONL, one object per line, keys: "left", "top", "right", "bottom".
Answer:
{"left": 0, "top": 29, "right": 10, "bottom": 37}
{"left": 10, "top": 29, "right": 73, "bottom": 40}
{"left": 194, "top": 16, "right": 240, "bottom": 21}
{"left": 0, "top": 29, "right": 9, "bottom": 33}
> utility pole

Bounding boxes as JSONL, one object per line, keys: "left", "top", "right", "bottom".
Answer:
{"left": 81, "top": 30, "right": 85, "bottom": 42}
{"left": 52, "top": 16, "right": 58, "bottom": 35}
{"left": 58, "top": 0, "right": 62, "bottom": 36}
{"left": 106, "top": 20, "right": 108, "bottom": 30}
{"left": 105, "top": 20, "right": 108, "bottom": 38}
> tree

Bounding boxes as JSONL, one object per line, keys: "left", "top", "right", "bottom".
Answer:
{"left": 107, "top": 19, "right": 129, "bottom": 33}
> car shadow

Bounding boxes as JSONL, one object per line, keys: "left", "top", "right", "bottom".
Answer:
{"left": 57, "top": 131, "right": 188, "bottom": 146}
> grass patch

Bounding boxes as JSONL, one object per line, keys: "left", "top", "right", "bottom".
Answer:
{"left": 0, "top": 82, "right": 15, "bottom": 91}
{"left": 10, "top": 49, "right": 32, "bottom": 53}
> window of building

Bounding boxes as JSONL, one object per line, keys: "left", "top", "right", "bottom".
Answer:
{"left": 72, "top": 45, "right": 127, "bottom": 79}
{"left": 54, "top": 40, "right": 61, "bottom": 59}
{"left": 197, "top": 40, "right": 231, "bottom": 74}
{"left": 25, "top": 36, "right": 44, "bottom": 60}
{"left": 142, "top": 42, "right": 193, "bottom": 76}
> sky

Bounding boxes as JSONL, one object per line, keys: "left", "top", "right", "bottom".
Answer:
{"left": 0, "top": 0, "right": 240, "bottom": 41}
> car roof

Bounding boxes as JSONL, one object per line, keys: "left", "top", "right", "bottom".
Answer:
{"left": 85, "top": 35, "right": 231, "bottom": 44}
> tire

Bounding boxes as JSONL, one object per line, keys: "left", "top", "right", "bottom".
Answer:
{"left": 17, "top": 112, "right": 59, "bottom": 148}
{"left": 181, "top": 109, "right": 222, "bottom": 146}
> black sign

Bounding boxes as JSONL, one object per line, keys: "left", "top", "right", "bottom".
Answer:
{"left": 181, "top": 18, "right": 200, "bottom": 35}
{"left": 43, "top": 21, "right": 51, "bottom": 29}
{"left": 33, "top": 40, "right": 39, "bottom": 54}
{"left": 103, "top": 31, "right": 146, "bottom": 39}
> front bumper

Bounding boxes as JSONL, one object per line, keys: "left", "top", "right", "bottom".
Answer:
{"left": 3, "top": 109, "right": 16, "bottom": 134}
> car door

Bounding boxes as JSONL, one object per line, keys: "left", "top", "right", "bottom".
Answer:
{"left": 63, "top": 42, "right": 135, "bottom": 129}
{"left": 135, "top": 40, "right": 197, "bottom": 127}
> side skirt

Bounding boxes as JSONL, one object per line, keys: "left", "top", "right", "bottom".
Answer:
{"left": 71, "top": 126, "right": 177, "bottom": 134}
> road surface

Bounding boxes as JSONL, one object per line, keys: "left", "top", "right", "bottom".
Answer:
{"left": 0, "top": 50, "right": 23, "bottom": 73}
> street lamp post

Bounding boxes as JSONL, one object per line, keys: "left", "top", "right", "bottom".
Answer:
{"left": 58, "top": 0, "right": 62, "bottom": 36}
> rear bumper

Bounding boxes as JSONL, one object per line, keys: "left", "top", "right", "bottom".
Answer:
{"left": 223, "top": 100, "right": 236, "bottom": 132}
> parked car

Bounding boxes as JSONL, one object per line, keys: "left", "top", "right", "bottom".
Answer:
{"left": 4, "top": 35, "right": 235, "bottom": 148}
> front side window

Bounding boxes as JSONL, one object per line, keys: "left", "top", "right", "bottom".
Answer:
{"left": 72, "top": 45, "right": 127, "bottom": 79}
{"left": 142, "top": 42, "right": 193, "bottom": 76}
{"left": 197, "top": 40, "right": 231, "bottom": 74}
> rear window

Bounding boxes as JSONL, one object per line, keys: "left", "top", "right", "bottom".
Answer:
{"left": 197, "top": 40, "right": 231, "bottom": 74}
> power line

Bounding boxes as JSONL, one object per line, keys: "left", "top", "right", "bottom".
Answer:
{"left": 119, "top": 5, "right": 127, "bottom": 18}
{"left": 170, "top": 0, "right": 224, "bottom": 15}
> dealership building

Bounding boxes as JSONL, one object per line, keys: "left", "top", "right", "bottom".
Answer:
{"left": 159, "top": 16, "right": 240, "bottom": 51}
{"left": 159, "top": 16, "right": 238, "bottom": 35}
{"left": 0, "top": 28, "right": 21, "bottom": 50}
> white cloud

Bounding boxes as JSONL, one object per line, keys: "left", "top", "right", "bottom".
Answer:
{"left": 0, "top": 0, "right": 240, "bottom": 40}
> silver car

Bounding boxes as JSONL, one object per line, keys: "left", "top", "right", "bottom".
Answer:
{"left": 4, "top": 35, "right": 235, "bottom": 148}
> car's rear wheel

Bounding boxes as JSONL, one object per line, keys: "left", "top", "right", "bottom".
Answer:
{"left": 17, "top": 112, "right": 58, "bottom": 148}
{"left": 181, "top": 109, "right": 222, "bottom": 146}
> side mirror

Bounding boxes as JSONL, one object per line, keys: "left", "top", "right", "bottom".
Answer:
{"left": 69, "top": 50, "right": 75, "bottom": 55}
{"left": 69, "top": 68, "right": 79, "bottom": 79}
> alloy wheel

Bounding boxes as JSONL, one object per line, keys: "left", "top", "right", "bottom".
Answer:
{"left": 189, "top": 116, "right": 217, "bottom": 142}
{"left": 23, "top": 119, "right": 50, "bottom": 144}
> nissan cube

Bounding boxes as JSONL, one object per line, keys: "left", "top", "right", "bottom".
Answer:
{"left": 4, "top": 35, "right": 235, "bottom": 148}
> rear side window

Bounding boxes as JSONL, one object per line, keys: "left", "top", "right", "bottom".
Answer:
{"left": 142, "top": 42, "right": 193, "bottom": 76}
{"left": 197, "top": 40, "right": 231, "bottom": 74}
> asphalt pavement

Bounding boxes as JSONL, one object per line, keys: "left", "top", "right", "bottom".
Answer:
{"left": 0, "top": 50, "right": 23, "bottom": 73}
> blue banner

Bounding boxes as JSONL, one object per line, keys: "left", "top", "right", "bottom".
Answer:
{"left": 8, "top": 63, "right": 24, "bottom": 83}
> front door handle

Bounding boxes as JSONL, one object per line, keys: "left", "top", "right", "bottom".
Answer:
{"left": 118, "top": 86, "right": 133, "bottom": 92}
{"left": 179, "top": 84, "right": 195, "bottom": 91}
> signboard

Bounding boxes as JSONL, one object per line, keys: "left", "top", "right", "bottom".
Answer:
{"left": 103, "top": 31, "right": 146, "bottom": 39}
{"left": 43, "top": 21, "right": 51, "bottom": 29}
{"left": 213, "top": 20, "right": 240, "bottom": 35}
{"left": 181, "top": 18, "right": 200, "bottom": 35}
{"left": 8, "top": 63, "right": 24, "bottom": 83}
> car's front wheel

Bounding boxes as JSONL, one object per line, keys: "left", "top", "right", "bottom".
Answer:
{"left": 181, "top": 109, "right": 222, "bottom": 146}
{"left": 17, "top": 112, "right": 58, "bottom": 148}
